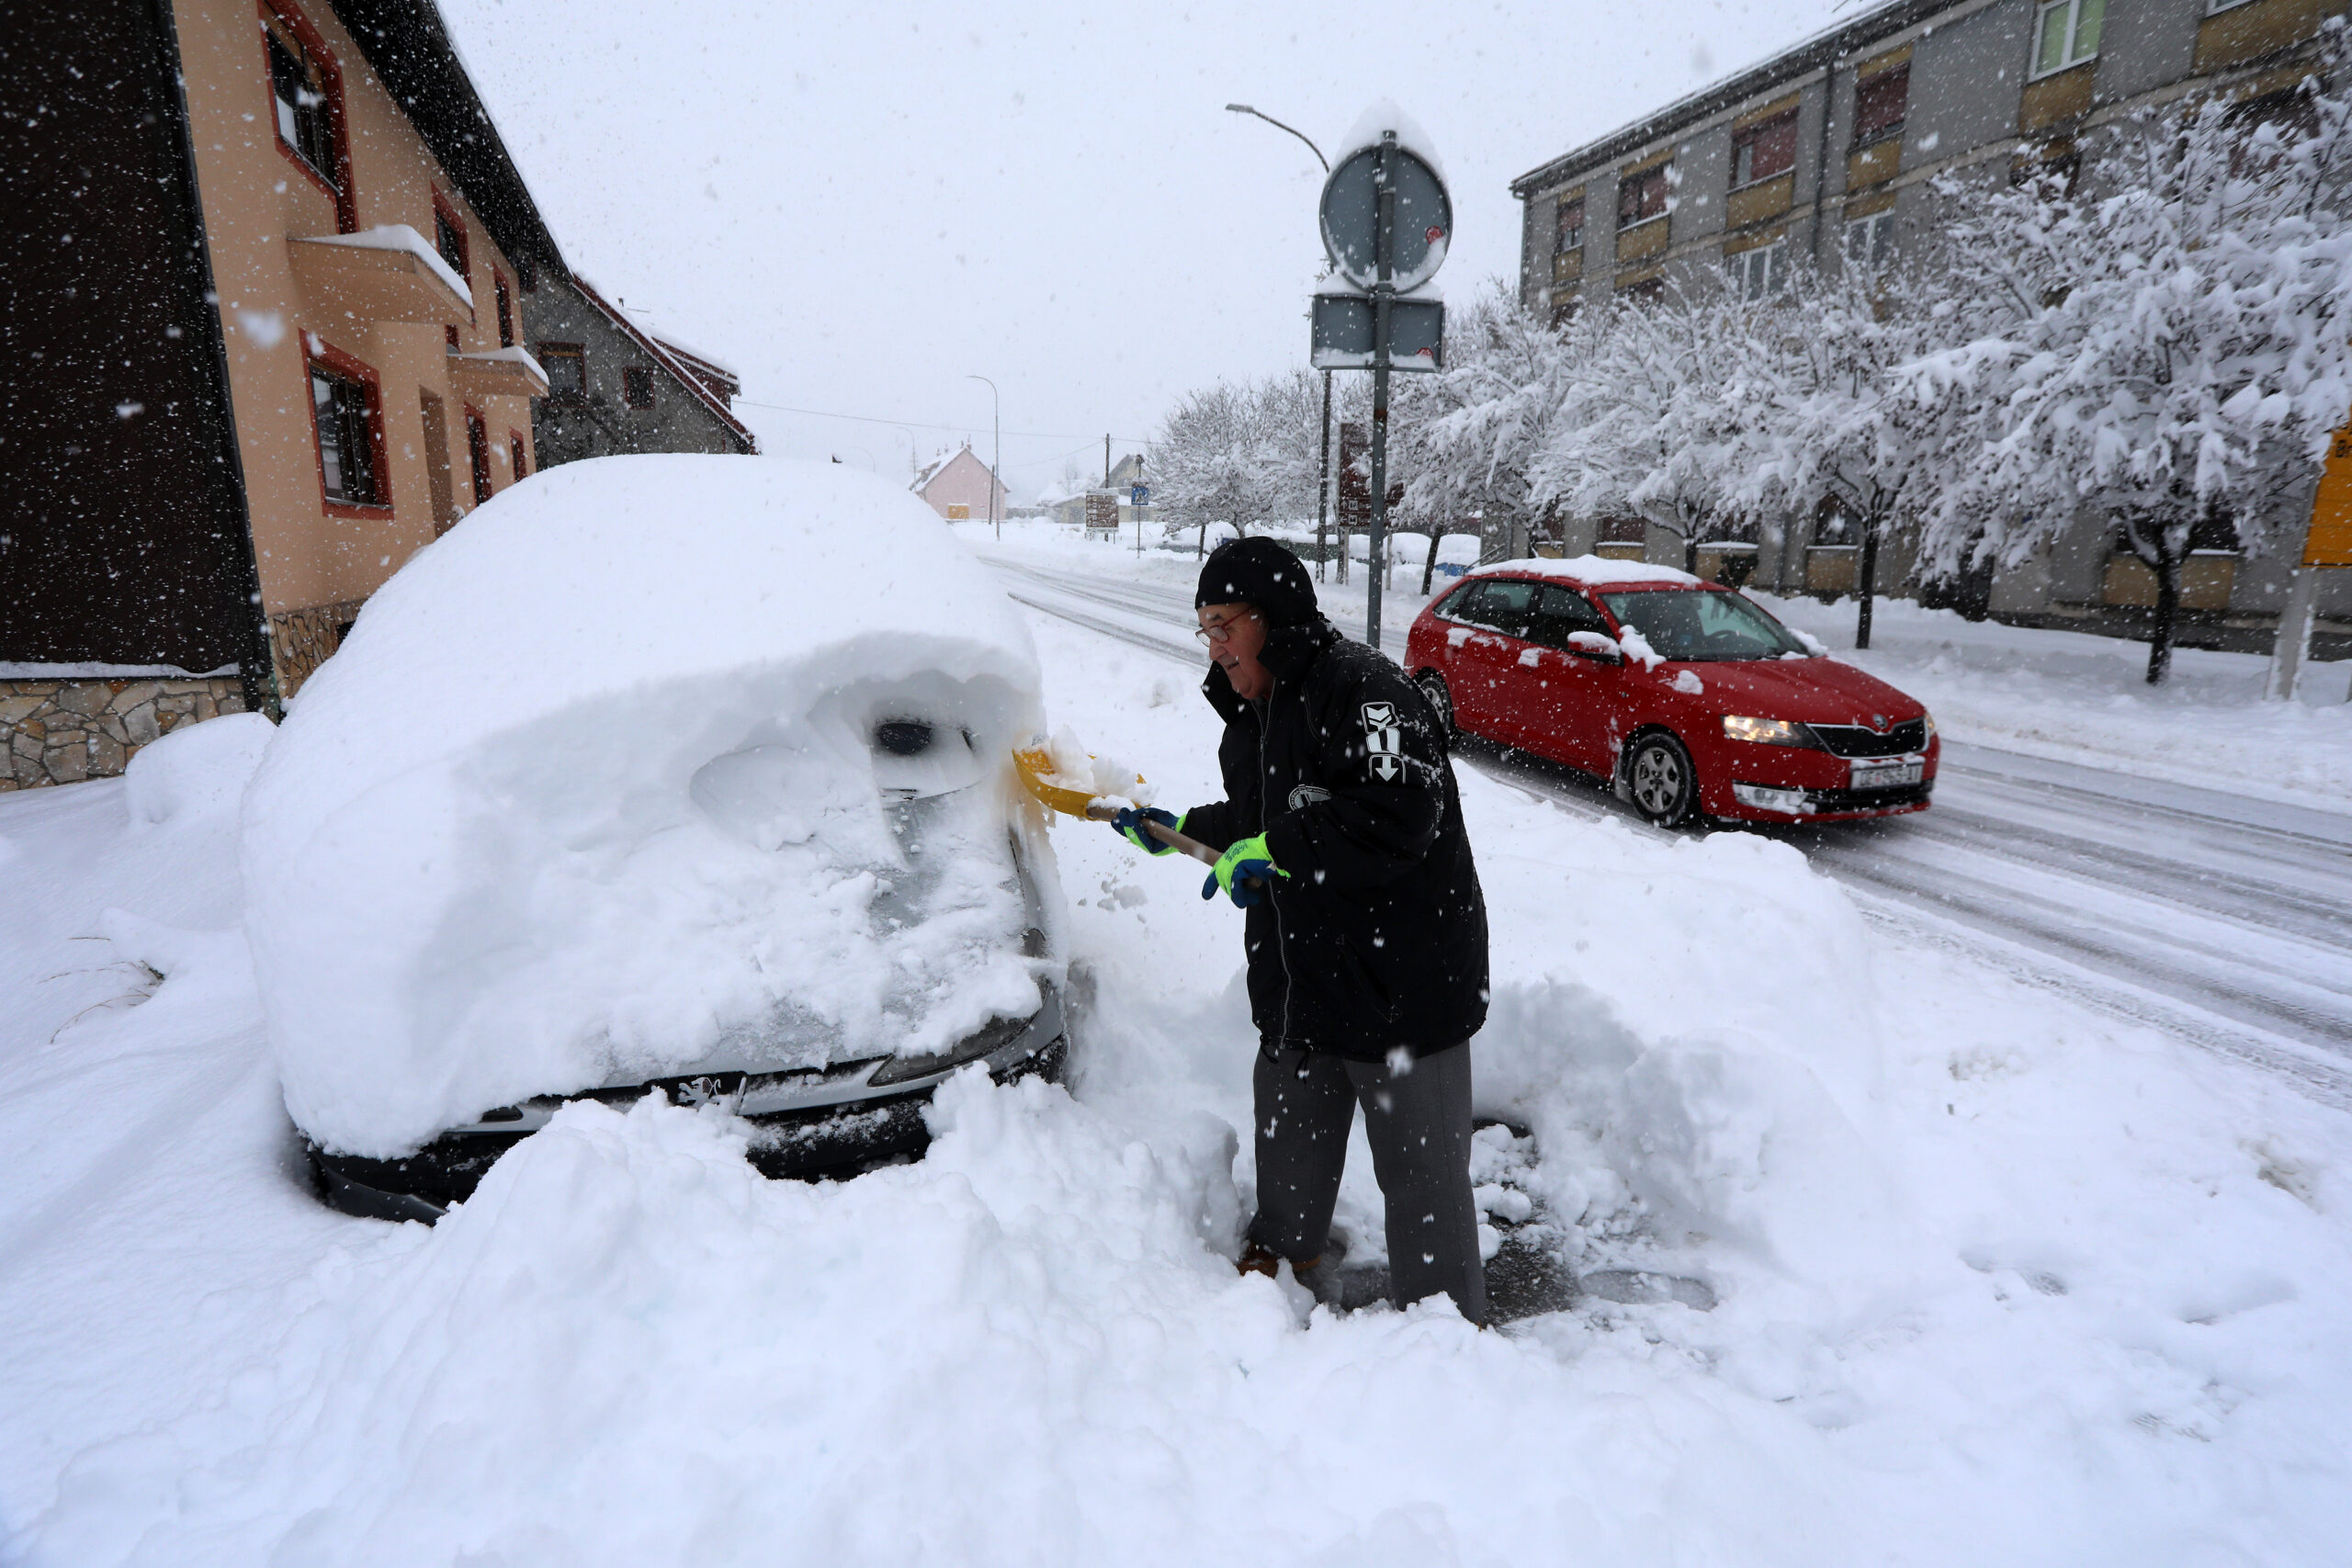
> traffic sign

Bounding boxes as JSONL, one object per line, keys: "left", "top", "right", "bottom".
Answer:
{"left": 1318, "top": 141, "right": 1452, "bottom": 292}
{"left": 1311, "top": 291, "right": 1443, "bottom": 370}
{"left": 1130, "top": 484, "right": 1149, "bottom": 506}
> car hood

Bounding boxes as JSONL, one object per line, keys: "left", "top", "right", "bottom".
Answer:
{"left": 1671, "top": 655, "right": 1924, "bottom": 724}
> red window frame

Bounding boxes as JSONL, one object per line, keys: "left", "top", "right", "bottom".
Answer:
{"left": 301, "top": 334, "right": 390, "bottom": 515}
{"left": 432, "top": 187, "right": 472, "bottom": 287}
{"left": 464, "top": 406, "right": 492, "bottom": 504}
{"left": 258, "top": 0, "right": 355, "bottom": 232}
{"left": 493, "top": 270, "right": 514, "bottom": 347}
{"left": 510, "top": 430, "right": 529, "bottom": 480}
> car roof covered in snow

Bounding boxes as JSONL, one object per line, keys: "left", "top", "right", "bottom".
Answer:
{"left": 1464, "top": 555, "right": 1703, "bottom": 590}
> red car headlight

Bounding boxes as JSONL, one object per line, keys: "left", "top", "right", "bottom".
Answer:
{"left": 1722, "top": 715, "right": 1815, "bottom": 747}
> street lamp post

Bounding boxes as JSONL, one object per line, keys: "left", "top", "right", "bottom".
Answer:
{"left": 1226, "top": 105, "right": 1339, "bottom": 582}
{"left": 966, "top": 374, "right": 1001, "bottom": 540}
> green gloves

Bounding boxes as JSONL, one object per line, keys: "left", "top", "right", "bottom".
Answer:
{"left": 1202, "top": 833, "right": 1288, "bottom": 908}
{"left": 1110, "top": 806, "right": 1183, "bottom": 855}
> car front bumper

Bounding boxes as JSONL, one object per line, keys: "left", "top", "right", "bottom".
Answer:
{"left": 310, "top": 995, "right": 1069, "bottom": 1224}
{"left": 1725, "top": 776, "right": 1934, "bottom": 820}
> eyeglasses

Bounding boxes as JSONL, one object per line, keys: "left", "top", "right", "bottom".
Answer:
{"left": 1194, "top": 610, "right": 1260, "bottom": 647}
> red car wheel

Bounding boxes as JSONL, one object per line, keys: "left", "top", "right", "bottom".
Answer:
{"left": 1415, "top": 670, "right": 1457, "bottom": 739}
{"left": 1622, "top": 731, "right": 1699, "bottom": 827}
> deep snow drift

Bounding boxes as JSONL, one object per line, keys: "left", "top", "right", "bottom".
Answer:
{"left": 2, "top": 528, "right": 2349, "bottom": 1564}
{"left": 243, "top": 457, "right": 1054, "bottom": 1156}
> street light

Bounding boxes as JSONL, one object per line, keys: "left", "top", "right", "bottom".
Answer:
{"left": 1226, "top": 103, "right": 1338, "bottom": 584}
{"left": 966, "top": 373, "right": 1001, "bottom": 540}
{"left": 1224, "top": 104, "right": 1328, "bottom": 173}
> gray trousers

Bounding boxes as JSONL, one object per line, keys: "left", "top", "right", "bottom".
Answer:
{"left": 1248, "top": 1042, "right": 1487, "bottom": 1325}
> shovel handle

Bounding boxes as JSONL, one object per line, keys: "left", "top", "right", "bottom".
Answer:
{"left": 1086, "top": 803, "right": 1264, "bottom": 887}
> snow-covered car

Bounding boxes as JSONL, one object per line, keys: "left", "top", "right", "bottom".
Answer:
{"left": 1406, "top": 557, "right": 1937, "bottom": 827}
{"left": 241, "top": 457, "right": 1069, "bottom": 1222}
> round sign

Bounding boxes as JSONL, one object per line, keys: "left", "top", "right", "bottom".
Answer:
{"left": 1317, "top": 140, "right": 1452, "bottom": 293}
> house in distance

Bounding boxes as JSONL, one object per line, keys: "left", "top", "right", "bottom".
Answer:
{"left": 913, "top": 446, "right": 1010, "bottom": 524}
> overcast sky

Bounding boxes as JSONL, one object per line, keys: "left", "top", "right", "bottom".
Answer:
{"left": 441, "top": 0, "right": 1850, "bottom": 499}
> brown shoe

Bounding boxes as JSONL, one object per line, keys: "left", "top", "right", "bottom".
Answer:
{"left": 1237, "top": 1241, "right": 1318, "bottom": 1279}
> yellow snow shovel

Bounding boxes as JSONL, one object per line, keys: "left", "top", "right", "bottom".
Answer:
{"left": 1012, "top": 742, "right": 1223, "bottom": 868}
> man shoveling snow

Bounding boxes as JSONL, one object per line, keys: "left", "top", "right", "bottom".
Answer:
{"left": 1111, "top": 537, "right": 1491, "bottom": 1324}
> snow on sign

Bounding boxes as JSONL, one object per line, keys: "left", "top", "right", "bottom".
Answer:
{"left": 1317, "top": 135, "right": 1451, "bottom": 292}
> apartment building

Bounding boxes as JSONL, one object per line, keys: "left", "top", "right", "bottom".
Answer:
{"left": 1510, "top": 0, "right": 2352, "bottom": 653}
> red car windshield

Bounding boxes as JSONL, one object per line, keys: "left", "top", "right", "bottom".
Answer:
{"left": 1599, "top": 588, "right": 1808, "bottom": 662}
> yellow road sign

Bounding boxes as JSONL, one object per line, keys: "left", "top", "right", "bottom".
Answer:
{"left": 2306, "top": 424, "right": 2352, "bottom": 567}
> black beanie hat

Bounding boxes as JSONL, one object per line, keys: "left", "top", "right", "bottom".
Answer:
{"left": 1196, "top": 536, "right": 1318, "bottom": 627}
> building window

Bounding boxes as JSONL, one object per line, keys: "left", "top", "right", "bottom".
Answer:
{"left": 466, "top": 410, "right": 492, "bottom": 504}
{"left": 622, "top": 367, "right": 655, "bottom": 410}
{"left": 1733, "top": 242, "right": 1788, "bottom": 300}
{"left": 2205, "top": 0, "right": 2256, "bottom": 13}
{"left": 1619, "top": 275, "right": 1668, "bottom": 307}
{"left": 306, "top": 348, "right": 383, "bottom": 507}
{"left": 1617, "top": 164, "right": 1671, "bottom": 229}
{"left": 433, "top": 192, "right": 470, "bottom": 284}
{"left": 538, "top": 343, "right": 585, "bottom": 404}
{"left": 2032, "top": 0, "right": 2103, "bottom": 78}
{"left": 1555, "top": 195, "right": 1585, "bottom": 254}
{"left": 1732, "top": 112, "right": 1800, "bottom": 188}
{"left": 262, "top": 4, "right": 351, "bottom": 229}
{"left": 511, "top": 433, "right": 528, "bottom": 479}
{"left": 1844, "top": 210, "right": 1895, "bottom": 276}
{"left": 1853, "top": 65, "right": 1909, "bottom": 147}
{"left": 494, "top": 272, "right": 514, "bottom": 347}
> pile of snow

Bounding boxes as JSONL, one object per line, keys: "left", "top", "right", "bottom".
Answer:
{"left": 242, "top": 457, "right": 1056, "bottom": 1157}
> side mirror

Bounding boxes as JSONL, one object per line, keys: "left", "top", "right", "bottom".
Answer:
{"left": 1565, "top": 631, "right": 1623, "bottom": 663}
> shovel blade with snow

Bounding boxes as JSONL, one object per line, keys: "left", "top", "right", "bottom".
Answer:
{"left": 1012, "top": 739, "right": 1223, "bottom": 869}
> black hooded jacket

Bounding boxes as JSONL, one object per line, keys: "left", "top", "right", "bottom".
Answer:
{"left": 1183, "top": 617, "right": 1489, "bottom": 1060}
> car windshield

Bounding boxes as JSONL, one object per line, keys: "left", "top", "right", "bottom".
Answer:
{"left": 1599, "top": 588, "right": 1808, "bottom": 661}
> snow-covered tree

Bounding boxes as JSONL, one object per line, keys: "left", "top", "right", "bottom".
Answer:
{"left": 1745, "top": 260, "right": 1965, "bottom": 647}
{"left": 1532, "top": 279, "right": 1761, "bottom": 574}
{"left": 1910, "top": 55, "right": 2352, "bottom": 682}
{"left": 1394, "top": 281, "right": 1577, "bottom": 590}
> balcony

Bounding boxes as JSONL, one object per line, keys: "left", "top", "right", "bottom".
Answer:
{"left": 288, "top": 225, "right": 471, "bottom": 325}
{"left": 447, "top": 346, "right": 550, "bottom": 400}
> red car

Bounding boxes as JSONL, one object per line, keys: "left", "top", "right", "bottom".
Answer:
{"left": 1405, "top": 558, "right": 1937, "bottom": 826}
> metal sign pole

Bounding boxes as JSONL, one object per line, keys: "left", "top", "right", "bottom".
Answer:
{"left": 1365, "top": 131, "right": 1396, "bottom": 652}
{"left": 1315, "top": 369, "right": 1332, "bottom": 581}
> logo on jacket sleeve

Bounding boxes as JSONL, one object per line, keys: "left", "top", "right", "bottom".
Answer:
{"left": 1361, "top": 701, "right": 1403, "bottom": 782}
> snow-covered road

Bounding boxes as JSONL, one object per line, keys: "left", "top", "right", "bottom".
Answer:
{"left": 989, "top": 553, "right": 2352, "bottom": 1106}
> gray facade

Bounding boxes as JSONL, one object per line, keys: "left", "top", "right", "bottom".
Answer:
{"left": 1512, "top": 0, "right": 2352, "bottom": 653}
{"left": 521, "top": 275, "right": 755, "bottom": 467}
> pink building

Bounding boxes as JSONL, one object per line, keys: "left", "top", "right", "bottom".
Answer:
{"left": 912, "top": 446, "right": 1009, "bottom": 523}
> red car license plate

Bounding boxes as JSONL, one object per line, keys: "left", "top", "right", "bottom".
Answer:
{"left": 1850, "top": 758, "right": 1923, "bottom": 790}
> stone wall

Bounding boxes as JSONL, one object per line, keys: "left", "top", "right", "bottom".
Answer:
{"left": 270, "top": 600, "right": 363, "bottom": 699}
{"left": 3, "top": 677, "right": 248, "bottom": 790}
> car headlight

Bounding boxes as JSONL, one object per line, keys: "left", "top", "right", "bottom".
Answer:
{"left": 1922, "top": 711, "right": 1937, "bottom": 741}
{"left": 1722, "top": 715, "right": 1814, "bottom": 747}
